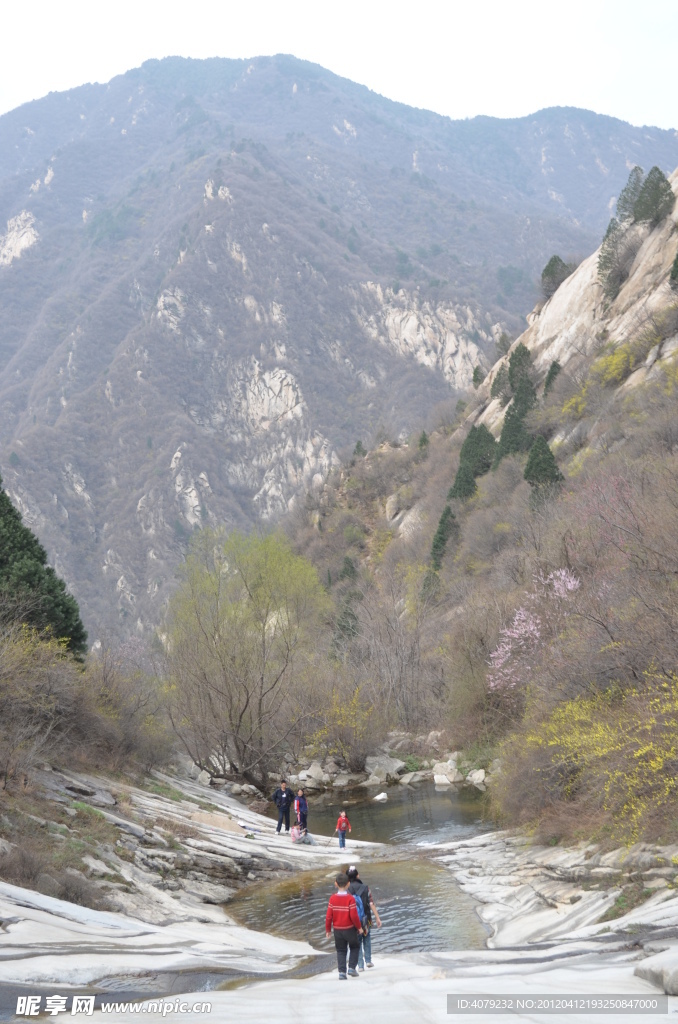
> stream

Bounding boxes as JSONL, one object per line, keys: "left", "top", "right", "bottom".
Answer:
{"left": 227, "top": 782, "right": 493, "bottom": 954}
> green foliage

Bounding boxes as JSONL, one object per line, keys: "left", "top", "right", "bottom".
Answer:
{"left": 490, "top": 365, "right": 511, "bottom": 406}
{"left": 403, "top": 754, "right": 423, "bottom": 772}
{"left": 8, "top": 452, "right": 19, "bottom": 468}
{"left": 448, "top": 462, "right": 477, "bottom": 501}
{"left": 616, "top": 166, "right": 644, "bottom": 222}
{"left": 670, "top": 250, "right": 678, "bottom": 291}
{"left": 496, "top": 333, "right": 512, "bottom": 358}
{"left": 0, "top": 476, "right": 87, "bottom": 654}
{"left": 472, "top": 366, "right": 485, "bottom": 389}
{"left": 430, "top": 505, "right": 457, "bottom": 570}
{"left": 543, "top": 360, "right": 562, "bottom": 395}
{"left": 541, "top": 255, "right": 574, "bottom": 298}
{"left": 339, "top": 556, "right": 357, "bottom": 580}
{"left": 633, "top": 166, "right": 675, "bottom": 227}
{"left": 458, "top": 424, "right": 497, "bottom": 478}
{"left": 524, "top": 436, "right": 564, "bottom": 488}
{"left": 353, "top": 441, "right": 367, "bottom": 457}
{"left": 493, "top": 377, "right": 536, "bottom": 467}
{"left": 508, "top": 343, "right": 532, "bottom": 392}
{"left": 598, "top": 217, "right": 640, "bottom": 300}
{"left": 418, "top": 430, "right": 429, "bottom": 450}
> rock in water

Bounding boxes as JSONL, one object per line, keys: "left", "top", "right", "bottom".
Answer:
{"left": 373, "top": 792, "right": 388, "bottom": 802}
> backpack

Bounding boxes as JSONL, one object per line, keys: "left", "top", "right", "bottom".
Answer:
{"left": 349, "top": 882, "right": 370, "bottom": 928}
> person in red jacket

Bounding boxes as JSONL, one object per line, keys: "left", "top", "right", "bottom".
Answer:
{"left": 325, "top": 872, "right": 364, "bottom": 979}
{"left": 334, "top": 809, "right": 351, "bottom": 849}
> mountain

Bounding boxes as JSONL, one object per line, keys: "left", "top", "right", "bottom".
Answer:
{"left": 1, "top": 55, "right": 677, "bottom": 636}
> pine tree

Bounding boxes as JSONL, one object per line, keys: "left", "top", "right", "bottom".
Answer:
{"left": 543, "top": 360, "right": 562, "bottom": 395}
{"left": 430, "top": 505, "right": 457, "bottom": 570}
{"left": 490, "top": 365, "right": 511, "bottom": 406}
{"left": 508, "top": 342, "right": 532, "bottom": 392}
{"left": 418, "top": 430, "right": 429, "bottom": 450}
{"left": 633, "top": 167, "right": 675, "bottom": 227}
{"left": 524, "top": 436, "right": 564, "bottom": 487}
{"left": 493, "top": 377, "right": 536, "bottom": 468}
{"left": 541, "top": 255, "right": 573, "bottom": 298}
{"left": 0, "top": 476, "right": 87, "bottom": 654}
{"left": 472, "top": 366, "right": 485, "bottom": 389}
{"left": 616, "top": 166, "right": 644, "bottom": 222}
{"left": 458, "top": 424, "right": 496, "bottom": 477}
{"left": 448, "top": 462, "right": 477, "bottom": 500}
{"left": 671, "top": 250, "right": 678, "bottom": 291}
{"left": 353, "top": 441, "right": 366, "bottom": 457}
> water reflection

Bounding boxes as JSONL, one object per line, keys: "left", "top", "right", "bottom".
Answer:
{"left": 266, "top": 781, "right": 492, "bottom": 846}
{"left": 227, "top": 860, "right": 489, "bottom": 954}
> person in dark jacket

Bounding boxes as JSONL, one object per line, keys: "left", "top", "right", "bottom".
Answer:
{"left": 294, "top": 788, "right": 308, "bottom": 831}
{"left": 347, "top": 865, "right": 382, "bottom": 969}
{"left": 272, "top": 780, "right": 293, "bottom": 834}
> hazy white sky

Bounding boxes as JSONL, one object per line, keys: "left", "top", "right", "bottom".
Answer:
{"left": 3, "top": 0, "right": 677, "bottom": 128}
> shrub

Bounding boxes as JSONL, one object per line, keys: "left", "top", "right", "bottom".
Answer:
{"left": 524, "top": 437, "right": 564, "bottom": 488}
{"left": 543, "top": 360, "right": 561, "bottom": 395}
{"left": 616, "top": 166, "right": 644, "bottom": 223}
{"left": 633, "top": 166, "right": 675, "bottom": 227}
{"left": 541, "top": 255, "right": 574, "bottom": 299}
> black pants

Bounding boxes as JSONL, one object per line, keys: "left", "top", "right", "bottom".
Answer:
{"left": 297, "top": 811, "right": 308, "bottom": 830}
{"left": 334, "top": 927, "right": 360, "bottom": 974}
{"left": 276, "top": 806, "right": 290, "bottom": 832}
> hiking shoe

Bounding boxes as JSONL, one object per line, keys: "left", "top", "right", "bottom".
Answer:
{"left": 358, "top": 966, "right": 365, "bottom": 972}
{"left": 347, "top": 968, "right": 359, "bottom": 977}
{"left": 338, "top": 972, "right": 347, "bottom": 980}
{"left": 366, "top": 962, "right": 374, "bottom": 968}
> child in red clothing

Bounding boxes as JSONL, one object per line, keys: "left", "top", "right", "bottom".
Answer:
{"left": 334, "top": 809, "right": 352, "bottom": 849}
{"left": 325, "top": 872, "right": 363, "bottom": 979}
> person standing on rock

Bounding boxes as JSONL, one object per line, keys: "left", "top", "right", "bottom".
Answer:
{"left": 347, "top": 865, "right": 382, "bottom": 970}
{"left": 295, "top": 787, "right": 308, "bottom": 832}
{"left": 272, "top": 779, "right": 293, "bottom": 835}
{"left": 334, "top": 809, "right": 352, "bottom": 849}
{"left": 325, "top": 872, "right": 364, "bottom": 979}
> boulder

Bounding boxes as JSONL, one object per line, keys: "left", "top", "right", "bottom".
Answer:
{"left": 361, "top": 775, "right": 383, "bottom": 787}
{"left": 197, "top": 770, "right": 211, "bottom": 786}
{"left": 373, "top": 792, "right": 388, "bottom": 802}
{"left": 306, "top": 762, "right": 325, "bottom": 782}
{"left": 230, "top": 784, "right": 243, "bottom": 795}
{"left": 467, "top": 768, "right": 486, "bottom": 786}
{"left": 385, "top": 494, "right": 400, "bottom": 520}
{"left": 333, "top": 776, "right": 350, "bottom": 787}
{"left": 447, "top": 768, "right": 464, "bottom": 783}
{"left": 399, "top": 772, "right": 415, "bottom": 785}
{"left": 298, "top": 770, "right": 308, "bottom": 781}
{"left": 324, "top": 761, "right": 341, "bottom": 775}
{"left": 364, "top": 754, "right": 406, "bottom": 781}
{"left": 434, "top": 774, "right": 451, "bottom": 785}
{"left": 426, "top": 730, "right": 443, "bottom": 749}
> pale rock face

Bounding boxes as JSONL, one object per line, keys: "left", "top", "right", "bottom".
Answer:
{"left": 355, "top": 282, "right": 495, "bottom": 390}
{"left": 476, "top": 168, "right": 678, "bottom": 436}
{"left": 156, "top": 288, "right": 186, "bottom": 331}
{"left": 0, "top": 211, "right": 38, "bottom": 267}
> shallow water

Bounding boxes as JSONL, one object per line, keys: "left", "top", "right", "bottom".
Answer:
{"left": 267, "top": 780, "right": 492, "bottom": 846}
{"left": 226, "top": 858, "right": 489, "bottom": 953}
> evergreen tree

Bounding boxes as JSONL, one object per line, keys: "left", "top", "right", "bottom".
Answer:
{"left": 353, "top": 441, "right": 366, "bottom": 457}
{"left": 633, "top": 167, "right": 675, "bottom": 227}
{"left": 472, "top": 366, "right": 485, "bottom": 389}
{"left": 493, "top": 377, "right": 536, "bottom": 468}
{"left": 543, "top": 360, "right": 562, "bottom": 395}
{"left": 508, "top": 342, "right": 532, "bottom": 392}
{"left": 430, "top": 505, "right": 457, "bottom": 570}
{"left": 541, "top": 255, "right": 573, "bottom": 298}
{"left": 448, "top": 462, "right": 477, "bottom": 500}
{"left": 458, "top": 424, "right": 496, "bottom": 477}
{"left": 0, "top": 476, "right": 87, "bottom": 654}
{"left": 524, "top": 436, "right": 564, "bottom": 488}
{"left": 490, "top": 365, "right": 511, "bottom": 406}
{"left": 418, "top": 430, "right": 429, "bottom": 450}
{"left": 616, "top": 166, "right": 644, "bottom": 222}
{"left": 495, "top": 332, "right": 512, "bottom": 358}
{"left": 670, "top": 249, "right": 678, "bottom": 291}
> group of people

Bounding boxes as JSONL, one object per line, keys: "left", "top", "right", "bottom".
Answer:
{"left": 325, "top": 865, "right": 382, "bottom": 978}
{"left": 272, "top": 780, "right": 353, "bottom": 849}
{"left": 272, "top": 780, "right": 307, "bottom": 835}
{"left": 271, "top": 783, "right": 384, "bottom": 979}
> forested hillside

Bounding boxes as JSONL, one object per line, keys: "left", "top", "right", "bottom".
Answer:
{"left": 284, "top": 165, "right": 678, "bottom": 843}
{"left": 1, "top": 56, "right": 678, "bottom": 636}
